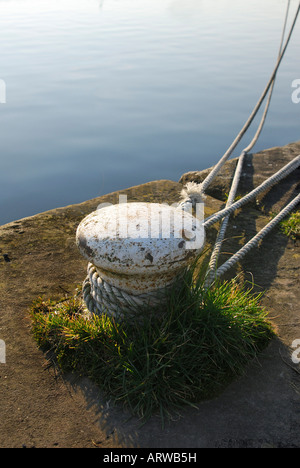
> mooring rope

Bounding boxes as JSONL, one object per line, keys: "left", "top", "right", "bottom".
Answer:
{"left": 81, "top": 2, "right": 300, "bottom": 317}
{"left": 82, "top": 263, "right": 174, "bottom": 317}
{"left": 214, "top": 192, "right": 300, "bottom": 280}
{"left": 203, "top": 154, "right": 300, "bottom": 285}
{"left": 181, "top": 0, "right": 300, "bottom": 206}
{"left": 203, "top": 155, "right": 300, "bottom": 228}
{"left": 204, "top": 0, "right": 293, "bottom": 287}
{"left": 204, "top": 151, "right": 246, "bottom": 287}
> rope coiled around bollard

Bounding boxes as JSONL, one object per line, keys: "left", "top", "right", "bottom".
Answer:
{"left": 82, "top": 263, "right": 173, "bottom": 318}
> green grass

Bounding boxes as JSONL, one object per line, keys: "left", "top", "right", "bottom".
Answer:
{"left": 280, "top": 210, "right": 300, "bottom": 241}
{"left": 30, "top": 265, "right": 275, "bottom": 424}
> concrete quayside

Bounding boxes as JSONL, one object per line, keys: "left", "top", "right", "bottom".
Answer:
{"left": 0, "top": 140, "right": 299, "bottom": 448}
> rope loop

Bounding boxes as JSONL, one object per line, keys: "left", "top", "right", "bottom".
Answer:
{"left": 82, "top": 263, "right": 175, "bottom": 318}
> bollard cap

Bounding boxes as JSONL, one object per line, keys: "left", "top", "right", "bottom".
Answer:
{"left": 76, "top": 202, "right": 205, "bottom": 293}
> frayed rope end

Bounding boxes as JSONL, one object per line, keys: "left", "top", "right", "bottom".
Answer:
{"left": 180, "top": 182, "right": 206, "bottom": 207}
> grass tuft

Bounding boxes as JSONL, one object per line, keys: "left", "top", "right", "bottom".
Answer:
{"left": 280, "top": 210, "right": 300, "bottom": 240}
{"left": 30, "top": 265, "right": 275, "bottom": 424}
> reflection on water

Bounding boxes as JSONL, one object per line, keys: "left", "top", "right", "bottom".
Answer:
{"left": 0, "top": 0, "right": 299, "bottom": 224}
{"left": 169, "top": 0, "right": 204, "bottom": 21}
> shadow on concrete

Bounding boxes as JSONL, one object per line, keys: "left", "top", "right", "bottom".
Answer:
{"left": 63, "top": 334, "right": 300, "bottom": 448}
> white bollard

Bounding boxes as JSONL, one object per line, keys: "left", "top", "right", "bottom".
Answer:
{"left": 76, "top": 202, "right": 205, "bottom": 318}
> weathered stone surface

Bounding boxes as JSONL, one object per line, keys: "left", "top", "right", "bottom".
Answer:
{"left": 0, "top": 143, "right": 299, "bottom": 448}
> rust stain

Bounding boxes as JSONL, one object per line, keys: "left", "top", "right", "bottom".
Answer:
{"left": 77, "top": 234, "right": 94, "bottom": 258}
{"left": 145, "top": 253, "right": 154, "bottom": 263}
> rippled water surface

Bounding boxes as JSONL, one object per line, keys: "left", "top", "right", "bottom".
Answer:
{"left": 0, "top": 0, "right": 299, "bottom": 224}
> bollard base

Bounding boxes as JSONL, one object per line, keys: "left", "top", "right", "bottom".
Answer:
{"left": 82, "top": 263, "right": 182, "bottom": 319}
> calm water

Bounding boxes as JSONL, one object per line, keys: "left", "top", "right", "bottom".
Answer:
{"left": 0, "top": 0, "right": 299, "bottom": 225}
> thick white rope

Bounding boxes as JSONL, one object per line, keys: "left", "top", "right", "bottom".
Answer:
{"left": 203, "top": 156, "right": 300, "bottom": 285}
{"left": 198, "top": 0, "right": 300, "bottom": 198}
{"left": 180, "top": 1, "right": 300, "bottom": 207}
{"left": 204, "top": 151, "right": 246, "bottom": 287}
{"left": 203, "top": 155, "right": 300, "bottom": 229}
{"left": 213, "top": 193, "right": 300, "bottom": 280}
{"left": 204, "top": 0, "right": 292, "bottom": 287}
{"left": 82, "top": 263, "right": 174, "bottom": 318}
